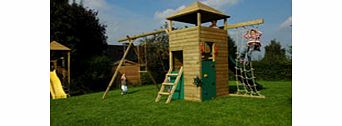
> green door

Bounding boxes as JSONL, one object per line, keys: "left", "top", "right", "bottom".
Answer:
{"left": 170, "top": 71, "right": 184, "bottom": 100}
{"left": 202, "top": 61, "right": 216, "bottom": 101}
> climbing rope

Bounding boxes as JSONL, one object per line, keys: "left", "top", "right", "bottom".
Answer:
{"left": 234, "top": 29, "right": 240, "bottom": 93}
{"left": 234, "top": 28, "right": 248, "bottom": 95}
{"left": 234, "top": 26, "right": 263, "bottom": 96}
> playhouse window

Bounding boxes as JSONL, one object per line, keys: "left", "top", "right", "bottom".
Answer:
{"left": 201, "top": 42, "right": 214, "bottom": 61}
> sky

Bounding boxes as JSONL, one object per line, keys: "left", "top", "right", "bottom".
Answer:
{"left": 69, "top": 0, "right": 292, "bottom": 52}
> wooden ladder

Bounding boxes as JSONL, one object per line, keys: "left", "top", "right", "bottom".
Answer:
{"left": 155, "top": 66, "right": 183, "bottom": 104}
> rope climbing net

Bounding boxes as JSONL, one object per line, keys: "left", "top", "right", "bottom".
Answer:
{"left": 233, "top": 26, "right": 264, "bottom": 97}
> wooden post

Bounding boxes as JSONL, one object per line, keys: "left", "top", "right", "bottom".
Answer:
{"left": 197, "top": 12, "right": 202, "bottom": 101}
{"left": 144, "top": 42, "right": 147, "bottom": 71}
{"left": 137, "top": 45, "right": 140, "bottom": 65}
{"left": 197, "top": 12, "right": 201, "bottom": 30}
{"left": 67, "top": 52, "right": 70, "bottom": 85}
{"left": 169, "top": 20, "right": 173, "bottom": 32}
{"left": 169, "top": 50, "right": 173, "bottom": 70}
{"left": 137, "top": 45, "right": 141, "bottom": 84}
{"left": 223, "top": 18, "right": 227, "bottom": 30}
{"left": 103, "top": 37, "right": 134, "bottom": 99}
{"left": 212, "top": 43, "right": 216, "bottom": 62}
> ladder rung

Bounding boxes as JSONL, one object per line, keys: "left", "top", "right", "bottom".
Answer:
{"left": 159, "top": 92, "right": 170, "bottom": 95}
{"left": 244, "top": 69, "right": 255, "bottom": 71}
{"left": 236, "top": 75, "right": 247, "bottom": 79}
{"left": 166, "top": 73, "right": 178, "bottom": 76}
{"left": 235, "top": 67, "right": 242, "bottom": 69}
{"left": 163, "top": 83, "right": 174, "bottom": 86}
{"left": 238, "top": 83, "right": 246, "bottom": 85}
{"left": 155, "top": 66, "right": 184, "bottom": 104}
{"left": 245, "top": 77, "right": 256, "bottom": 80}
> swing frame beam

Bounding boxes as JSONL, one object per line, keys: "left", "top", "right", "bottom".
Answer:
{"left": 224, "top": 18, "right": 264, "bottom": 30}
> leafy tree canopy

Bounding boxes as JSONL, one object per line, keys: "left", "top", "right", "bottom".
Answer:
{"left": 51, "top": 0, "right": 107, "bottom": 58}
{"left": 261, "top": 39, "right": 290, "bottom": 64}
{"left": 51, "top": 0, "right": 112, "bottom": 94}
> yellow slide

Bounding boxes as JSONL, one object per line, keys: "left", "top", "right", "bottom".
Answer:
{"left": 50, "top": 70, "right": 67, "bottom": 99}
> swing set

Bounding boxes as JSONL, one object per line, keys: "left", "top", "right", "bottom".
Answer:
{"left": 103, "top": 34, "right": 167, "bottom": 99}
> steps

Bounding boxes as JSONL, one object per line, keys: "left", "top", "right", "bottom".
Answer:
{"left": 155, "top": 66, "right": 183, "bottom": 104}
{"left": 166, "top": 73, "right": 178, "bottom": 76}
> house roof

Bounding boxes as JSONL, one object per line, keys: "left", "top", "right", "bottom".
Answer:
{"left": 113, "top": 59, "right": 138, "bottom": 66}
{"left": 50, "top": 41, "right": 71, "bottom": 51}
{"left": 166, "top": 1, "right": 230, "bottom": 24}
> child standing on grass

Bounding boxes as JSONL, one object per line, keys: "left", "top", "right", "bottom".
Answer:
{"left": 121, "top": 73, "right": 128, "bottom": 95}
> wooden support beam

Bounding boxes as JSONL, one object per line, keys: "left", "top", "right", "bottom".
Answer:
{"left": 169, "top": 20, "right": 173, "bottom": 32}
{"left": 67, "top": 52, "right": 71, "bottom": 85}
{"left": 197, "top": 12, "right": 202, "bottom": 101}
{"left": 117, "top": 29, "right": 166, "bottom": 42}
{"left": 223, "top": 18, "right": 227, "bottom": 30}
{"left": 197, "top": 12, "right": 201, "bottom": 28}
{"left": 117, "top": 19, "right": 263, "bottom": 42}
{"left": 229, "top": 94, "right": 265, "bottom": 99}
{"left": 212, "top": 43, "right": 216, "bottom": 62}
{"left": 169, "top": 50, "right": 173, "bottom": 70}
{"left": 224, "top": 18, "right": 264, "bottom": 30}
{"left": 103, "top": 37, "right": 134, "bottom": 99}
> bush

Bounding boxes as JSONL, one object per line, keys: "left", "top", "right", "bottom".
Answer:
{"left": 70, "top": 55, "right": 113, "bottom": 95}
{"left": 229, "top": 62, "right": 292, "bottom": 81}
{"left": 252, "top": 62, "right": 291, "bottom": 81}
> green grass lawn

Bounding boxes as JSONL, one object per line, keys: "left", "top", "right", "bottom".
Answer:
{"left": 51, "top": 81, "right": 291, "bottom": 126}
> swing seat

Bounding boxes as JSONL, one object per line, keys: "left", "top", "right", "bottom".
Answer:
{"left": 247, "top": 41, "right": 261, "bottom": 51}
{"left": 247, "top": 41, "right": 261, "bottom": 46}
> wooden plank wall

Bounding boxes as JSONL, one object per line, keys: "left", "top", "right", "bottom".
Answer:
{"left": 169, "top": 27, "right": 202, "bottom": 101}
{"left": 200, "top": 27, "right": 229, "bottom": 96}
{"left": 113, "top": 64, "right": 141, "bottom": 86}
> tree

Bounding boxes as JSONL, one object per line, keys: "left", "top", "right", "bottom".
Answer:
{"left": 227, "top": 35, "right": 237, "bottom": 59}
{"left": 51, "top": 0, "right": 107, "bottom": 57}
{"left": 51, "top": 0, "right": 112, "bottom": 94}
{"left": 261, "top": 39, "right": 289, "bottom": 64}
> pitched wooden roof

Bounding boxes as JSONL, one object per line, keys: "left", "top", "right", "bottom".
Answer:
{"left": 166, "top": 1, "right": 229, "bottom": 24}
{"left": 113, "top": 59, "right": 138, "bottom": 66}
{"left": 50, "top": 41, "right": 71, "bottom": 51}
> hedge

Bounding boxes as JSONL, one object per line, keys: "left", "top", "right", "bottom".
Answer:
{"left": 229, "top": 62, "right": 292, "bottom": 81}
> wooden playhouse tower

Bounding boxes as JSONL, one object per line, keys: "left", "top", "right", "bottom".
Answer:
{"left": 155, "top": 2, "right": 230, "bottom": 102}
